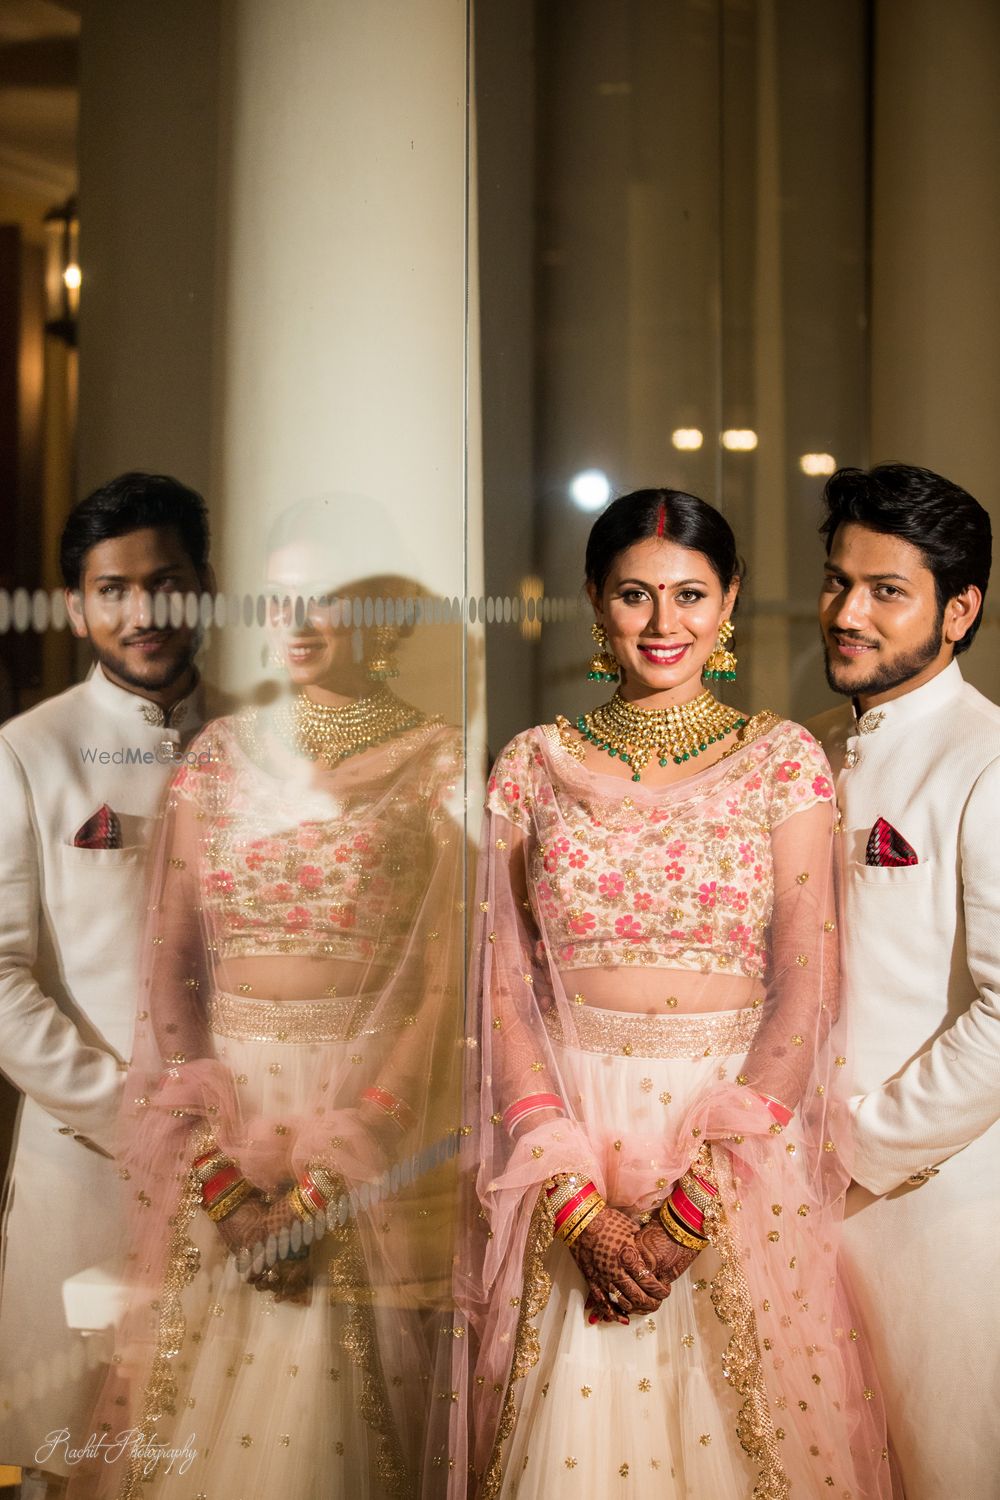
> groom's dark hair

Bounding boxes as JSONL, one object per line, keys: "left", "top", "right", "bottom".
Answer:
{"left": 819, "top": 462, "right": 992, "bottom": 655}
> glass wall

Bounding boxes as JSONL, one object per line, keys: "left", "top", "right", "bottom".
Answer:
{"left": 1, "top": 1, "right": 998, "bottom": 1492}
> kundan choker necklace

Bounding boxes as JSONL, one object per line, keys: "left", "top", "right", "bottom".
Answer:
{"left": 576, "top": 690, "right": 746, "bottom": 782}
{"left": 277, "top": 688, "right": 427, "bottom": 765}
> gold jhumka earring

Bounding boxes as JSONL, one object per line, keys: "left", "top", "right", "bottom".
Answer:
{"left": 586, "top": 622, "right": 620, "bottom": 683}
{"left": 703, "top": 619, "right": 737, "bottom": 682}
{"left": 365, "top": 625, "right": 401, "bottom": 682}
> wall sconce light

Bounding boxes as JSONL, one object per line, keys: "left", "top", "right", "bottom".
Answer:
{"left": 44, "top": 195, "right": 80, "bottom": 346}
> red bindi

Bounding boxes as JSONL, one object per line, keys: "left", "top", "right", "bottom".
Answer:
{"left": 658, "top": 583, "right": 666, "bottom": 590}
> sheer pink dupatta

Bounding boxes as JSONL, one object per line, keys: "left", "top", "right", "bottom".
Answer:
{"left": 451, "top": 724, "right": 894, "bottom": 1500}
{"left": 75, "top": 716, "right": 468, "bottom": 1499}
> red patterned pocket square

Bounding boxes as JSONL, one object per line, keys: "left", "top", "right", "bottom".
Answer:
{"left": 73, "top": 804, "right": 123, "bottom": 849}
{"left": 865, "top": 817, "right": 918, "bottom": 867}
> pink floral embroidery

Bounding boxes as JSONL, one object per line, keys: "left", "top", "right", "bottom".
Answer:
{"left": 776, "top": 760, "right": 801, "bottom": 782}
{"left": 665, "top": 839, "right": 687, "bottom": 858}
{"left": 328, "top": 905, "right": 356, "bottom": 929}
{"left": 738, "top": 842, "right": 754, "bottom": 866}
{"left": 698, "top": 882, "right": 718, "bottom": 908}
{"left": 296, "top": 864, "right": 324, "bottom": 891}
{"left": 615, "top": 915, "right": 643, "bottom": 941}
{"left": 568, "top": 849, "right": 588, "bottom": 868}
{"left": 598, "top": 871, "right": 625, "bottom": 899}
{"left": 284, "top": 906, "right": 311, "bottom": 932}
{"left": 664, "top": 862, "right": 685, "bottom": 881}
{"left": 502, "top": 780, "right": 521, "bottom": 804}
{"left": 633, "top": 891, "right": 653, "bottom": 912}
{"left": 205, "top": 870, "right": 235, "bottom": 895}
{"left": 569, "top": 912, "right": 596, "bottom": 936}
{"left": 811, "top": 774, "right": 833, "bottom": 799}
{"left": 543, "top": 837, "right": 570, "bottom": 872}
{"left": 264, "top": 882, "right": 295, "bottom": 903}
{"left": 690, "top": 922, "right": 713, "bottom": 944}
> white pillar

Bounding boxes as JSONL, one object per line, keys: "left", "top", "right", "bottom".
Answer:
{"left": 78, "top": 0, "right": 479, "bottom": 710}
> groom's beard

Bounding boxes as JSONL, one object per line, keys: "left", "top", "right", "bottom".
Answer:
{"left": 822, "top": 612, "right": 944, "bottom": 698}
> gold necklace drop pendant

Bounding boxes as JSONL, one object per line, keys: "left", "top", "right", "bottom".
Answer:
{"left": 577, "top": 690, "right": 746, "bottom": 782}
{"left": 280, "top": 688, "right": 427, "bottom": 765}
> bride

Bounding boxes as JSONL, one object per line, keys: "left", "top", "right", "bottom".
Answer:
{"left": 457, "top": 489, "right": 895, "bottom": 1498}
{"left": 76, "top": 498, "right": 464, "bottom": 1499}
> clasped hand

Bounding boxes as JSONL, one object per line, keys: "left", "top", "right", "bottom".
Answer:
{"left": 213, "top": 1188, "right": 313, "bottom": 1304}
{"left": 568, "top": 1205, "right": 700, "bottom": 1323}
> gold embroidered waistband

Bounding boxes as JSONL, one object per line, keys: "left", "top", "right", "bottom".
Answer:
{"left": 209, "top": 990, "right": 402, "bottom": 1045}
{"left": 542, "top": 1003, "right": 761, "bottom": 1059}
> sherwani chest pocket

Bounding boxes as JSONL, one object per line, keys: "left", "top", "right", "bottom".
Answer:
{"left": 50, "top": 843, "right": 151, "bottom": 1047}
{"left": 844, "top": 858, "right": 945, "bottom": 1074}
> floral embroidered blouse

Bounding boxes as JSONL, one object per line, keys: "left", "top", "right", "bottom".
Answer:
{"left": 485, "top": 714, "right": 835, "bottom": 981}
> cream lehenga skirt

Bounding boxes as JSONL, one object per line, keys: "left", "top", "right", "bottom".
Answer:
{"left": 499, "top": 1005, "right": 762, "bottom": 1500}
{"left": 118, "top": 991, "right": 431, "bottom": 1500}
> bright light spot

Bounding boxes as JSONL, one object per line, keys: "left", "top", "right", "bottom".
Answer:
{"left": 671, "top": 428, "right": 704, "bottom": 451}
{"left": 63, "top": 263, "right": 82, "bottom": 291}
{"left": 799, "top": 452, "right": 836, "bottom": 477}
{"left": 721, "top": 429, "right": 758, "bottom": 452}
{"left": 569, "top": 469, "right": 612, "bottom": 511}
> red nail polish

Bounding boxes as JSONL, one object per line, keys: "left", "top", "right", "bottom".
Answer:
{"left": 589, "top": 1312, "right": 599, "bottom": 1325}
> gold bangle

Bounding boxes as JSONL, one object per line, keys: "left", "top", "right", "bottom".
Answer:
{"left": 308, "top": 1162, "right": 342, "bottom": 1201}
{"left": 287, "top": 1184, "right": 319, "bottom": 1223}
{"left": 678, "top": 1173, "right": 716, "bottom": 1215}
{"left": 204, "top": 1177, "right": 256, "bottom": 1222}
{"left": 563, "top": 1199, "right": 606, "bottom": 1248}
{"left": 193, "top": 1150, "right": 235, "bottom": 1185}
{"left": 658, "top": 1202, "right": 706, "bottom": 1252}
{"left": 555, "top": 1192, "right": 603, "bottom": 1242}
{"left": 546, "top": 1173, "right": 590, "bottom": 1218}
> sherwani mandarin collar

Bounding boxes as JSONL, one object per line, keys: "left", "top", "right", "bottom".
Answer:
{"left": 87, "top": 663, "right": 205, "bottom": 745}
{"left": 849, "top": 658, "right": 963, "bottom": 739}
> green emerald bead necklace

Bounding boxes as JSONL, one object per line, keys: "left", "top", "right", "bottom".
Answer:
{"left": 577, "top": 689, "right": 746, "bottom": 782}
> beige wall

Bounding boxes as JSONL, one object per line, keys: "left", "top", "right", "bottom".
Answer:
{"left": 872, "top": 0, "right": 1000, "bottom": 693}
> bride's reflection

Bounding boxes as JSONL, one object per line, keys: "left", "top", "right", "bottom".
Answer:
{"left": 78, "top": 498, "right": 465, "bottom": 1499}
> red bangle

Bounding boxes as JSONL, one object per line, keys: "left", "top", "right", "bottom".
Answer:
{"left": 298, "top": 1171, "right": 328, "bottom": 1214}
{"left": 361, "top": 1085, "right": 416, "bottom": 1132}
{"left": 550, "top": 1182, "right": 598, "bottom": 1233}
{"left": 669, "top": 1185, "right": 705, "bottom": 1235}
{"left": 201, "top": 1163, "right": 241, "bottom": 1205}
{"left": 756, "top": 1092, "right": 793, "bottom": 1127}
{"left": 688, "top": 1170, "right": 718, "bottom": 1199}
{"left": 502, "top": 1093, "right": 565, "bottom": 1135}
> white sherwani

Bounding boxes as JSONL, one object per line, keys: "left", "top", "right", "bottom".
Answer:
{"left": 0, "top": 667, "right": 205, "bottom": 1473}
{"left": 811, "top": 661, "right": 1000, "bottom": 1500}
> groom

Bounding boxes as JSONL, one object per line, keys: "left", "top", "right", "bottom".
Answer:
{"left": 810, "top": 462, "right": 999, "bottom": 1500}
{"left": 0, "top": 473, "right": 214, "bottom": 1495}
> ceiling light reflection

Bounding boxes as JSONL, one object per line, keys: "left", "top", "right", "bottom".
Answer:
{"left": 721, "top": 429, "right": 758, "bottom": 452}
{"left": 799, "top": 452, "right": 837, "bottom": 477}
{"left": 671, "top": 428, "right": 704, "bottom": 451}
{"left": 569, "top": 469, "right": 612, "bottom": 511}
